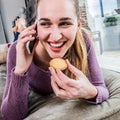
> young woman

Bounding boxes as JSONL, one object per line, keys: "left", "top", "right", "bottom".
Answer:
{"left": 1, "top": 0, "right": 109, "bottom": 119}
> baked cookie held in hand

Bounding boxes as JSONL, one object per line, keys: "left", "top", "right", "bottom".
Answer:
{"left": 49, "top": 58, "right": 67, "bottom": 70}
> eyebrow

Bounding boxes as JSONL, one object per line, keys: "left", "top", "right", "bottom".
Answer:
{"left": 38, "top": 17, "right": 73, "bottom": 21}
{"left": 60, "top": 17, "right": 72, "bottom": 21}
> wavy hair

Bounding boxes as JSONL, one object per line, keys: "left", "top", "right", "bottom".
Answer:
{"left": 64, "top": 28, "right": 89, "bottom": 79}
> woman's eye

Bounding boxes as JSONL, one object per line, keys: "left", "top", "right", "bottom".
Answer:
{"left": 39, "top": 22, "right": 51, "bottom": 27}
{"left": 59, "top": 22, "right": 72, "bottom": 27}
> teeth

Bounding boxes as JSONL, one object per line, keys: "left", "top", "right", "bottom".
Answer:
{"left": 50, "top": 42, "right": 64, "bottom": 48}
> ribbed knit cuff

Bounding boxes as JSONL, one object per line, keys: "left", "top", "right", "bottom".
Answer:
{"left": 11, "top": 68, "right": 28, "bottom": 88}
{"left": 85, "top": 86, "right": 109, "bottom": 104}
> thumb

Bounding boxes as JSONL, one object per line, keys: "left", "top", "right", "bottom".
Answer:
{"left": 66, "top": 59, "right": 82, "bottom": 79}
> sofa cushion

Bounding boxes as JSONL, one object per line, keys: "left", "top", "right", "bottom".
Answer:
{"left": 24, "top": 69, "right": 120, "bottom": 120}
{"left": 0, "top": 64, "right": 6, "bottom": 120}
{"left": 0, "top": 63, "right": 120, "bottom": 120}
{"left": 0, "top": 44, "right": 8, "bottom": 64}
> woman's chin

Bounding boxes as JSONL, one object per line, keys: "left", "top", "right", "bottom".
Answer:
{"left": 49, "top": 53, "right": 64, "bottom": 59}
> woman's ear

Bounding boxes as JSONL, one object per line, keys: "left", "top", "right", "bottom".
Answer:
{"left": 77, "top": 19, "right": 81, "bottom": 30}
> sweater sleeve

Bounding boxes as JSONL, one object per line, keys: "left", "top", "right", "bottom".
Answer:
{"left": 1, "top": 42, "right": 30, "bottom": 120}
{"left": 84, "top": 34, "right": 109, "bottom": 104}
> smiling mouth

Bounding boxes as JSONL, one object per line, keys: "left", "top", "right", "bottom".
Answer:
{"left": 48, "top": 42, "right": 66, "bottom": 48}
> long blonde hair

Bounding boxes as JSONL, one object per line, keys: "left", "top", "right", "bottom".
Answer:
{"left": 64, "top": 28, "right": 89, "bottom": 79}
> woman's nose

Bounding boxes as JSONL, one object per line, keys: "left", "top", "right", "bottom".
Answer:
{"left": 49, "top": 27, "right": 62, "bottom": 41}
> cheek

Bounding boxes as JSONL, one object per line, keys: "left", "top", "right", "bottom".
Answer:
{"left": 63, "top": 28, "right": 77, "bottom": 41}
{"left": 37, "top": 28, "right": 48, "bottom": 41}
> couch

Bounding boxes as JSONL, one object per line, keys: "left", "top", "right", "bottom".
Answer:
{"left": 0, "top": 44, "right": 120, "bottom": 120}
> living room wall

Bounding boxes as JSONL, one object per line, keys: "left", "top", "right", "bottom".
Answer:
{"left": 0, "top": 13, "right": 6, "bottom": 44}
{"left": 0, "top": 0, "right": 25, "bottom": 43}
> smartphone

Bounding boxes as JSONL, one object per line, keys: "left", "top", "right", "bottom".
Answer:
{"left": 26, "top": 24, "right": 37, "bottom": 54}
{"left": 26, "top": 38, "right": 36, "bottom": 54}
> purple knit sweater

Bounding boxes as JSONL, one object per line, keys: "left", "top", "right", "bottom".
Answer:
{"left": 1, "top": 34, "right": 109, "bottom": 120}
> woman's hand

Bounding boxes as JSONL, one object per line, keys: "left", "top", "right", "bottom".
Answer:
{"left": 14, "top": 24, "right": 37, "bottom": 75}
{"left": 49, "top": 60, "right": 98, "bottom": 100}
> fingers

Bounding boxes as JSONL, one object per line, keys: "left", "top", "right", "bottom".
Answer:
{"left": 18, "top": 24, "right": 36, "bottom": 40}
{"left": 56, "top": 69, "right": 79, "bottom": 87}
{"left": 51, "top": 76, "right": 72, "bottom": 99}
{"left": 49, "top": 67, "right": 77, "bottom": 88}
{"left": 49, "top": 67, "right": 70, "bottom": 90}
{"left": 50, "top": 60, "right": 93, "bottom": 100}
{"left": 17, "top": 24, "right": 37, "bottom": 50}
{"left": 66, "top": 59, "right": 83, "bottom": 79}
{"left": 49, "top": 67, "right": 63, "bottom": 87}
{"left": 49, "top": 66, "right": 82, "bottom": 99}
{"left": 16, "top": 24, "right": 37, "bottom": 54}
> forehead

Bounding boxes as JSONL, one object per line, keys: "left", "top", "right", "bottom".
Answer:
{"left": 37, "top": 0, "right": 76, "bottom": 19}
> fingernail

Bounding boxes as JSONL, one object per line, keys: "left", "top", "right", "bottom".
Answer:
{"left": 56, "top": 69, "right": 61, "bottom": 73}
{"left": 49, "top": 67, "right": 52, "bottom": 72}
{"left": 66, "top": 59, "right": 69, "bottom": 64}
{"left": 49, "top": 67, "right": 55, "bottom": 73}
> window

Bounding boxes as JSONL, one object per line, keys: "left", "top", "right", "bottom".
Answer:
{"left": 80, "top": 0, "right": 120, "bottom": 53}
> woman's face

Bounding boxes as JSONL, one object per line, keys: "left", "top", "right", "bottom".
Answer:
{"left": 37, "top": 0, "right": 80, "bottom": 58}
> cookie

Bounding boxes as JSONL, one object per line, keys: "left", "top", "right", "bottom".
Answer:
{"left": 49, "top": 58, "right": 67, "bottom": 70}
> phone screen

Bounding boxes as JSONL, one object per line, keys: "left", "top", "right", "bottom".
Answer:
{"left": 26, "top": 39, "right": 36, "bottom": 54}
